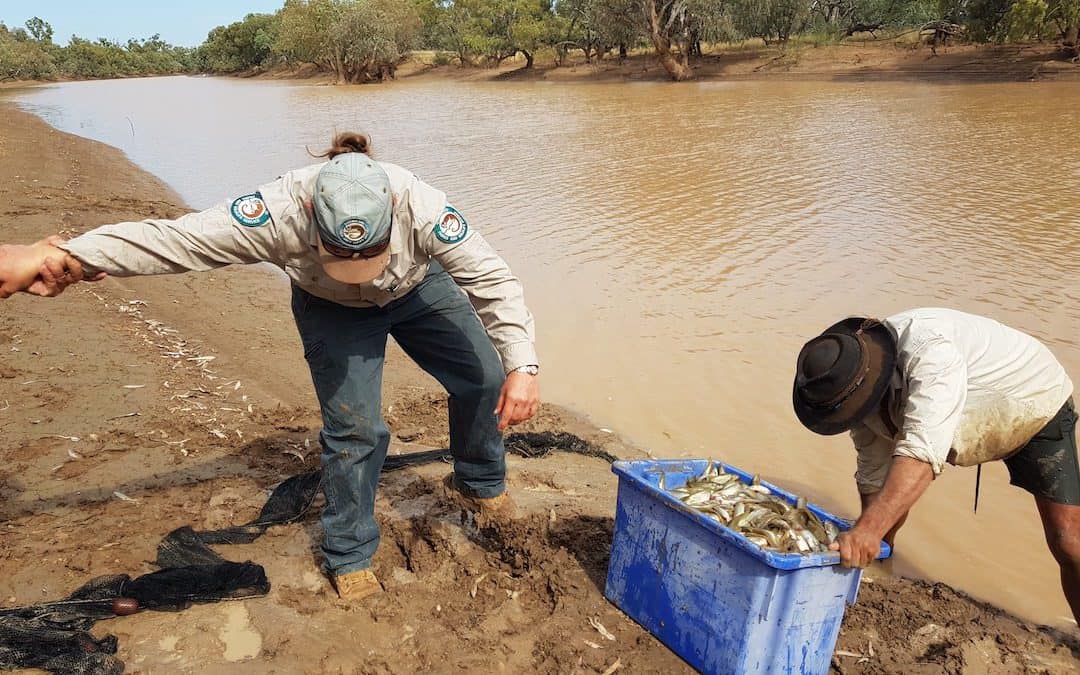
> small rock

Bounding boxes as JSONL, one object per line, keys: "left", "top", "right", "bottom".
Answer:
{"left": 396, "top": 427, "right": 426, "bottom": 443}
{"left": 209, "top": 488, "right": 244, "bottom": 508}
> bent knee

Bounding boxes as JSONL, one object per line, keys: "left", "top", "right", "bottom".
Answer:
{"left": 1046, "top": 527, "right": 1080, "bottom": 567}
{"left": 322, "top": 417, "right": 387, "bottom": 448}
{"left": 456, "top": 368, "right": 505, "bottom": 401}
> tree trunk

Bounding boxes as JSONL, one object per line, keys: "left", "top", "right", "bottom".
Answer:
{"left": 332, "top": 52, "right": 346, "bottom": 84}
{"left": 688, "top": 31, "right": 701, "bottom": 58}
{"left": 522, "top": 49, "right": 534, "bottom": 69}
{"left": 619, "top": 43, "right": 627, "bottom": 60}
{"left": 644, "top": 0, "right": 692, "bottom": 81}
{"left": 1065, "top": 25, "right": 1079, "bottom": 59}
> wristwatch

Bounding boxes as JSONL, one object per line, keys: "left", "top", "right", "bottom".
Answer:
{"left": 512, "top": 364, "right": 539, "bottom": 376}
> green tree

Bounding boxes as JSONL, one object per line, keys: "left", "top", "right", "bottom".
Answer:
{"left": 58, "top": 38, "right": 128, "bottom": 78}
{"left": 414, "top": 0, "right": 451, "bottom": 49}
{"left": 1049, "top": 0, "right": 1079, "bottom": 55}
{"left": 809, "top": 0, "right": 937, "bottom": 30}
{"left": 996, "top": 0, "right": 1079, "bottom": 51}
{"left": 422, "top": 0, "right": 558, "bottom": 68}
{"left": 729, "top": 0, "right": 813, "bottom": 44}
{"left": 484, "top": 0, "right": 558, "bottom": 68}
{"left": 1002, "top": 0, "right": 1048, "bottom": 39}
{"left": 428, "top": 0, "right": 487, "bottom": 65}
{"left": 0, "top": 22, "right": 57, "bottom": 79}
{"left": 25, "top": 17, "right": 54, "bottom": 44}
{"left": 198, "top": 13, "right": 280, "bottom": 72}
{"left": 335, "top": 0, "right": 422, "bottom": 77}
{"left": 554, "top": 0, "right": 645, "bottom": 62}
{"left": 276, "top": 0, "right": 420, "bottom": 82}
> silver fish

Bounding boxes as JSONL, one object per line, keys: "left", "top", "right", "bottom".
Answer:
{"left": 665, "top": 464, "right": 838, "bottom": 555}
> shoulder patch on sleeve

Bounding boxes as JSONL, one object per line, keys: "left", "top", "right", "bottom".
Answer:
{"left": 230, "top": 192, "right": 272, "bottom": 227}
{"left": 434, "top": 205, "right": 469, "bottom": 244}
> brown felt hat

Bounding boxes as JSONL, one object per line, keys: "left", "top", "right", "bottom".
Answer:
{"left": 792, "top": 317, "right": 897, "bottom": 436}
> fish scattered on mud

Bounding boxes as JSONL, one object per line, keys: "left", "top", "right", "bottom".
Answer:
{"left": 662, "top": 463, "right": 840, "bottom": 554}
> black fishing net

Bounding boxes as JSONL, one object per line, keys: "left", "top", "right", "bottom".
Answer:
{"left": 0, "top": 472, "right": 318, "bottom": 675}
{"left": 1, "top": 432, "right": 611, "bottom": 674}
{"left": 504, "top": 431, "right": 619, "bottom": 464}
{"left": 370, "top": 432, "right": 617, "bottom": 470}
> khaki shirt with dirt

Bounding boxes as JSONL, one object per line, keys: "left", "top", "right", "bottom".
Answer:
{"left": 851, "top": 308, "right": 1074, "bottom": 494}
{"left": 59, "top": 161, "right": 538, "bottom": 373}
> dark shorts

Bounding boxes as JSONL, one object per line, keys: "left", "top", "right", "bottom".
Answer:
{"left": 1004, "top": 398, "right": 1079, "bottom": 506}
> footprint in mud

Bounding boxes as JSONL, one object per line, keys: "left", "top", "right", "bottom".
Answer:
{"left": 218, "top": 603, "right": 262, "bottom": 662}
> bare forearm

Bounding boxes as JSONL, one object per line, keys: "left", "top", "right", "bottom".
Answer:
{"left": 861, "top": 492, "right": 909, "bottom": 546}
{"left": 856, "top": 457, "right": 933, "bottom": 539}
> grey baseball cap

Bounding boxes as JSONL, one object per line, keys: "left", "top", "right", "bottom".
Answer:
{"left": 313, "top": 153, "right": 393, "bottom": 284}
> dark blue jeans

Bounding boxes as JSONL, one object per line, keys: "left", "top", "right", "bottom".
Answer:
{"left": 291, "top": 268, "right": 507, "bottom": 575}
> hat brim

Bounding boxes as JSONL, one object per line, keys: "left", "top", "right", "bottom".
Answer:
{"left": 316, "top": 238, "right": 390, "bottom": 285}
{"left": 793, "top": 317, "right": 897, "bottom": 436}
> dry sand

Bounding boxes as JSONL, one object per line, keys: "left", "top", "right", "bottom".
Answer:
{"left": 1, "top": 102, "right": 1077, "bottom": 674}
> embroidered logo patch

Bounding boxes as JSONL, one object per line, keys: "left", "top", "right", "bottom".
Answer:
{"left": 230, "top": 193, "right": 271, "bottom": 227}
{"left": 434, "top": 205, "right": 468, "bottom": 244}
{"left": 340, "top": 219, "right": 368, "bottom": 244}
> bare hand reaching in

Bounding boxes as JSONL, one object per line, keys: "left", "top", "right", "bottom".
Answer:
{"left": 0, "top": 236, "right": 106, "bottom": 299}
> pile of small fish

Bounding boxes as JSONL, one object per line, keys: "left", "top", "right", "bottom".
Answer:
{"left": 662, "top": 463, "right": 841, "bottom": 554}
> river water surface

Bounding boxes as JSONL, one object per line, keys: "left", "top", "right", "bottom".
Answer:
{"left": 10, "top": 75, "right": 1080, "bottom": 627}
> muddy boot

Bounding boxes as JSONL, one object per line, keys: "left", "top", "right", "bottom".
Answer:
{"left": 329, "top": 569, "right": 383, "bottom": 602}
{"left": 443, "top": 474, "right": 515, "bottom": 526}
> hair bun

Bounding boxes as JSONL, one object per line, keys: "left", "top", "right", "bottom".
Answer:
{"left": 317, "top": 132, "right": 371, "bottom": 159}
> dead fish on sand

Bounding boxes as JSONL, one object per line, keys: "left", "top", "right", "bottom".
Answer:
{"left": 664, "top": 463, "right": 840, "bottom": 554}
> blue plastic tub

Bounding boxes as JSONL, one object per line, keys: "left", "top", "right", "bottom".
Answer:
{"left": 604, "top": 459, "right": 890, "bottom": 675}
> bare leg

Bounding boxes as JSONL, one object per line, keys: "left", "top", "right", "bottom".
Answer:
{"left": 1036, "top": 496, "right": 1080, "bottom": 625}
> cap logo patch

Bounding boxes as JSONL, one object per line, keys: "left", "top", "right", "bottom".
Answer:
{"left": 341, "top": 219, "right": 368, "bottom": 244}
{"left": 230, "top": 193, "right": 271, "bottom": 227}
{"left": 435, "top": 205, "right": 468, "bottom": 244}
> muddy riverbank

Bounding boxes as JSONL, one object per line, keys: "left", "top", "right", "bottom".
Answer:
{"left": 1, "top": 102, "right": 1077, "bottom": 673}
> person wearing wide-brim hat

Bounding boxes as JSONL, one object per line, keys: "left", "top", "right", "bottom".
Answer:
{"left": 793, "top": 307, "right": 1080, "bottom": 624}
{"left": 0, "top": 132, "right": 541, "bottom": 603}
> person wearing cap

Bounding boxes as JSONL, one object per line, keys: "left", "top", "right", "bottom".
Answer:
{"left": 792, "top": 307, "right": 1079, "bottom": 623}
{"left": 0, "top": 133, "right": 540, "bottom": 602}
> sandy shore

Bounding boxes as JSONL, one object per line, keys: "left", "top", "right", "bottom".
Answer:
{"left": 1, "top": 102, "right": 1077, "bottom": 673}
{"left": 259, "top": 41, "right": 1080, "bottom": 85}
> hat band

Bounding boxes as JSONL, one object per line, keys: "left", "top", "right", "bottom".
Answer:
{"left": 812, "top": 332, "right": 872, "bottom": 411}
{"left": 320, "top": 231, "right": 391, "bottom": 260}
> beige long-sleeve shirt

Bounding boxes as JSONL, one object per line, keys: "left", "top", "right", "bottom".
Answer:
{"left": 851, "top": 308, "right": 1073, "bottom": 494}
{"left": 60, "top": 161, "right": 538, "bottom": 372}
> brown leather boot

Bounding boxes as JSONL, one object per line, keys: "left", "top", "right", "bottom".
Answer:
{"left": 329, "top": 569, "right": 382, "bottom": 602}
{"left": 443, "top": 474, "right": 515, "bottom": 524}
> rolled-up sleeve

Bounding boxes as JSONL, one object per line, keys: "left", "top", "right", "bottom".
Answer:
{"left": 893, "top": 337, "right": 967, "bottom": 475}
{"left": 852, "top": 424, "right": 894, "bottom": 495}
{"left": 59, "top": 194, "right": 284, "bottom": 276}
{"left": 425, "top": 222, "right": 537, "bottom": 372}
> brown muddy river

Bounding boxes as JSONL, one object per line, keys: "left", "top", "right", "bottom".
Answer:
{"left": 10, "top": 75, "right": 1080, "bottom": 628}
